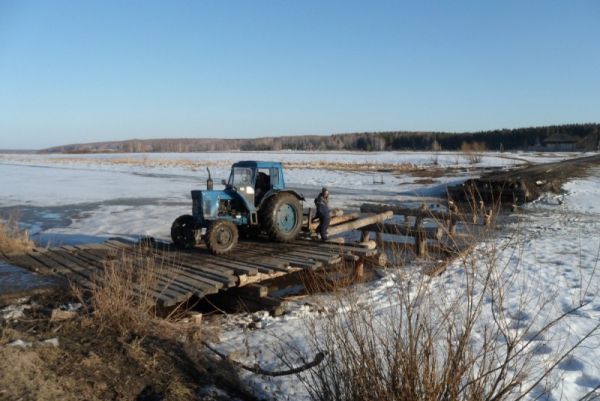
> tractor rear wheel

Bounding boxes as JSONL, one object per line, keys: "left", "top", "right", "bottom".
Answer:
{"left": 205, "top": 219, "right": 239, "bottom": 255}
{"left": 260, "top": 193, "right": 302, "bottom": 242}
{"left": 171, "top": 214, "right": 197, "bottom": 249}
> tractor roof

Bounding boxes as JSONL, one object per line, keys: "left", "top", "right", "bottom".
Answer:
{"left": 232, "top": 161, "right": 283, "bottom": 169}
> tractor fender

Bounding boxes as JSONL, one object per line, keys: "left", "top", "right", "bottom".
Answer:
{"left": 257, "top": 189, "right": 305, "bottom": 210}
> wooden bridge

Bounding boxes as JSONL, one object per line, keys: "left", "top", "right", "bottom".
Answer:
{"left": 0, "top": 211, "right": 395, "bottom": 307}
{"left": 0, "top": 238, "right": 383, "bottom": 307}
{"left": 0, "top": 206, "right": 484, "bottom": 308}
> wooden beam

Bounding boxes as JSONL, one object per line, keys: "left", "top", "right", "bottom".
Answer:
{"left": 327, "top": 211, "right": 394, "bottom": 237}
{"left": 360, "top": 203, "right": 472, "bottom": 223}
{"left": 309, "top": 213, "right": 360, "bottom": 232}
{"left": 291, "top": 239, "right": 378, "bottom": 256}
{"left": 363, "top": 223, "right": 444, "bottom": 240}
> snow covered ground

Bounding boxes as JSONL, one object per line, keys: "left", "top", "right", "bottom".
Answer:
{"left": 206, "top": 167, "right": 600, "bottom": 401}
{"left": 1, "top": 151, "right": 599, "bottom": 400}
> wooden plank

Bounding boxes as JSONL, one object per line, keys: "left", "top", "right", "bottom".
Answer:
{"left": 167, "top": 262, "right": 238, "bottom": 286}
{"left": 269, "top": 242, "right": 345, "bottom": 260}
{"left": 120, "top": 245, "right": 238, "bottom": 280}
{"left": 60, "top": 248, "right": 191, "bottom": 305}
{"left": 98, "top": 245, "right": 235, "bottom": 287}
{"left": 68, "top": 247, "right": 118, "bottom": 266}
{"left": 175, "top": 253, "right": 243, "bottom": 277}
{"left": 237, "top": 270, "right": 294, "bottom": 287}
{"left": 26, "top": 251, "right": 94, "bottom": 289}
{"left": 50, "top": 249, "right": 103, "bottom": 272}
{"left": 74, "top": 243, "right": 111, "bottom": 251}
{"left": 102, "top": 240, "right": 136, "bottom": 252}
{"left": 291, "top": 239, "right": 378, "bottom": 256}
{"left": 216, "top": 254, "right": 277, "bottom": 274}
{"left": 230, "top": 245, "right": 290, "bottom": 268}
{"left": 2, "top": 252, "right": 55, "bottom": 275}
{"left": 105, "top": 238, "right": 136, "bottom": 247}
{"left": 28, "top": 249, "right": 80, "bottom": 275}
{"left": 68, "top": 247, "right": 218, "bottom": 299}
{"left": 139, "top": 250, "right": 243, "bottom": 285}
{"left": 232, "top": 247, "right": 317, "bottom": 269}
{"left": 35, "top": 249, "right": 96, "bottom": 279}
{"left": 239, "top": 242, "right": 335, "bottom": 264}
{"left": 235, "top": 241, "right": 321, "bottom": 258}
{"left": 224, "top": 250, "right": 290, "bottom": 272}
{"left": 79, "top": 249, "right": 219, "bottom": 296}
{"left": 98, "top": 248, "right": 226, "bottom": 295}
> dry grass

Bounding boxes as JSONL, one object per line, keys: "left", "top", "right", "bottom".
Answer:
{"left": 83, "top": 251, "right": 157, "bottom": 336}
{"left": 0, "top": 218, "right": 34, "bottom": 254}
{"left": 10, "top": 154, "right": 419, "bottom": 173}
{"left": 74, "top": 247, "right": 189, "bottom": 340}
{"left": 0, "top": 346, "right": 81, "bottom": 401}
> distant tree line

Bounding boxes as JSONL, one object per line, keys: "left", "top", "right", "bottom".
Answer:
{"left": 40, "top": 123, "right": 600, "bottom": 153}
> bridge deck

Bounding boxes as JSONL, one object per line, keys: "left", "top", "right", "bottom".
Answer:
{"left": 0, "top": 238, "right": 377, "bottom": 307}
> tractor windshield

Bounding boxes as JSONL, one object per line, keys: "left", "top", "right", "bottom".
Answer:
{"left": 229, "top": 167, "right": 253, "bottom": 188}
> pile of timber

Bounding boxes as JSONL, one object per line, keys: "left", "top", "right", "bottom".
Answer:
{"left": 305, "top": 209, "right": 394, "bottom": 238}
{"left": 447, "top": 154, "right": 600, "bottom": 206}
{"left": 448, "top": 177, "right": 532, "bottom": 205}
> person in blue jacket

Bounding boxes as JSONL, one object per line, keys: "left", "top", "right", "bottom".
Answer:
{"left": 314, "top": 187, "right": 330, "bottom": 241}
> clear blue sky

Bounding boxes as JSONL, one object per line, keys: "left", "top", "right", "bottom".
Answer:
{"left": 1, "top": 1, "right": 599, "bottom": 149}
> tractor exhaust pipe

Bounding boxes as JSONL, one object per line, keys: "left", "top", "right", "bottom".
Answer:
{"left": 206, "top": 167, "right": 213, "bottom": 191}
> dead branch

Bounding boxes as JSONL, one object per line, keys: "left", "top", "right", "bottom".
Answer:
{"left": 202, "top": 341, "right": 326, "bottom": 377}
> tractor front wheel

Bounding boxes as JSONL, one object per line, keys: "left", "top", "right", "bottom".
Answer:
{"left": 261, "top": 193, "right": 302, "bottom": 242}
{"left": 205, "top": 219, "right": 239, "bottom": 255}
{"left": 171, "top": 214, "right": 197, "bottom": 249}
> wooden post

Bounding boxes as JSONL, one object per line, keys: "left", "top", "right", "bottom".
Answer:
{"left": 375, "top": 231, "right": 383, "bottom": 248}
{"left": 355, "top": 256, "right": 364, "bottom": 280}
{"left": 448, "top": 219, "right": 457, "bottom": 236}
{"left": 484, "top": 212, "right": 493, "bottom": 227}
{"left": 307, "top": 207, "right": 315, "bottom": 226}
{"left": 414, "top": 206, "right": 427, "bottom": 257}
{"left": 360, "top": 230, "right": 371, "bottom": 242}
{"left": 415, "top": 229, "right": 427, "bottom": 257}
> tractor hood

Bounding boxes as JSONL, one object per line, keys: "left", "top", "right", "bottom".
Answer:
{"left": 191, "top": 189, "right": 253, "bottom": 225}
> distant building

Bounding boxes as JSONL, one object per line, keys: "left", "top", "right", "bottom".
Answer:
{"left": 543, "top": 133, "right": 578, "bottom": 151}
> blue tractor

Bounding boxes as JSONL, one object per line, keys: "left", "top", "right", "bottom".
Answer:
{"left": 171, "top": 161, "right": 305, "bottom": 254}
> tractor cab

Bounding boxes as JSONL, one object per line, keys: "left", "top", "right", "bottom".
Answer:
{"left": 172, "top": 161, "right": 304, "bottom": 255}
{"left": 225, "top": 161, "right": 285, "bottom": 207}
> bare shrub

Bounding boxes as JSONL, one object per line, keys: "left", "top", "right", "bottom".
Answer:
{"left": 0, "top": 217, "right": 34, "bottom": 254}
{"left": 287, "top": 215, "right": 599, "bottom": 401}
{"left": 461, "top": 141, "right": 487, "bottom": 164}
{"left": 75, "top": 248, "right": 185, "bottom": 339}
